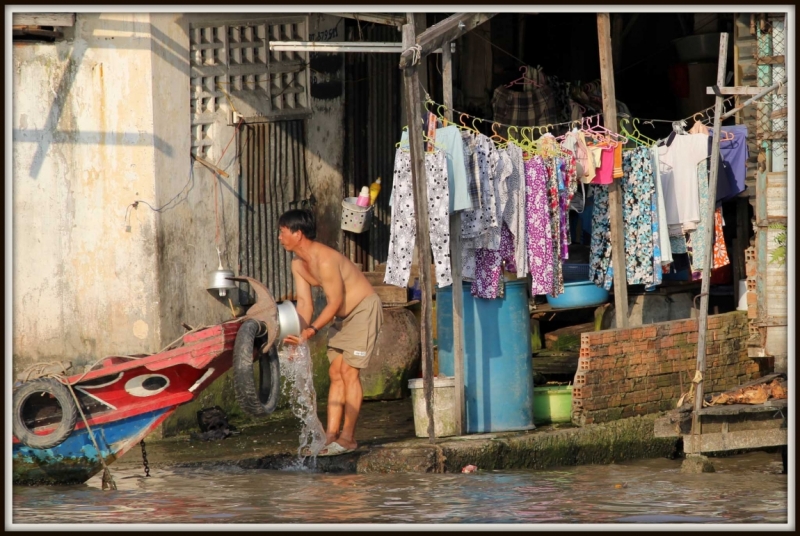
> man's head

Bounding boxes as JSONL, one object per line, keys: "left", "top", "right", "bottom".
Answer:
{"left": 278, "top": 209, "right": 316, "bottom": 251}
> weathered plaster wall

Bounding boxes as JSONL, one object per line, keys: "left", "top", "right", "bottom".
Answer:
{"left": 12, "top": 14, "right": 161, "bottom": 374}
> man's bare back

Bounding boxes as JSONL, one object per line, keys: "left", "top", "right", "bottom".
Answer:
{"left": 291, "top": 241, "right": 375, "bottom": 319}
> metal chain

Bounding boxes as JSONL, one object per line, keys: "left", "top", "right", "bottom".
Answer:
{"left": 140, "top": 439, "right": 151, "bottom": 477}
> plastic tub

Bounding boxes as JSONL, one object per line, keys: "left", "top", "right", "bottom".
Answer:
{"left": 546, "top": 280, "right": 609, "bottom": 309}
{"left": 533, "top": 385, "right": 573, "bottom": 425}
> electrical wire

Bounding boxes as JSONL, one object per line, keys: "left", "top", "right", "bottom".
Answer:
{"left": 125, "top": 158, "right": 196, "bottom": 228}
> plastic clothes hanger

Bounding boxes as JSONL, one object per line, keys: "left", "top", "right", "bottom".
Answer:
{"left": 507, "top": 66, "right": 543, "bottom": 89}
{"left": 619, "top": 118, "right": 646, "bottom": 147}
{"left": 490, "top": 122, "right": 508, "bottom": 147}
{"left": 631, "top": 118, "right": 657, "bottom": 146}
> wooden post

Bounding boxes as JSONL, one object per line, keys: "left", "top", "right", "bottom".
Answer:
{"left": 596, "top": 14, "right": 629, "bottom": 329}
{"left": 692, "top": 32, "right": 730, "bottom": 437}
{"left": 442, "top": 41, "right": 466, "bottom": 435}
{"left": 401, "top": 18, "right": 437, "bottom": 444}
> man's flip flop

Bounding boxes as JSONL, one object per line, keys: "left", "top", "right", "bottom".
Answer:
{"left": 317, "top": 441, "right": 355, "bottom": 457}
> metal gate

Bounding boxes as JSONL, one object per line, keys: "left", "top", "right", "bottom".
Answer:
{"left": 237, "top": 120, "right": 311, "bottom": 301}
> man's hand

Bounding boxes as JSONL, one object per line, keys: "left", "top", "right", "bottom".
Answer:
{"left": 283, "top": 327, "right": 316, "bottom": 346}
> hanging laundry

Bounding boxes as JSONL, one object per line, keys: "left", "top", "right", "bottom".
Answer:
{"left": 461, "top": 131, "right": 482, "bottom": 209}
{"left": 620, "top": 147, "right": 656, "bottom": 286}
{"left": 525, "top": 156, "right": 554, "bottom": 295}
{"left": 588, "top": 183, "right": 613, "bottom": 290}
{"left": 491, "top": 83, "right": 558, "bottom": 129}
{"left": 712, "top": 208, "right": 730, "bottom": 269}
{"left": 544, "top": 157, "right": 564, "bottom": 297}
{"left": 657, "top": 133, "right": 708, "bottom": 234}
{"left": 471, "top": 224, "right": 517, "bottom": 299}
{"left": 502, "top": 143, "right": 528, "bottom": 278}
{"left": 462, "top": 133, "right": 500, "bottom": 240}
{"left": 650, "top": 146, "right": 673, "bottom": 265}
{"left": 384, "top": 148, "right": 452, "bottom": 288}
{"left": 686, "top": 159, "right": 712, "bottom": 278}
{"left": 708, "top": 125, "right": 749, "bottom": 204}
{"left": 399, "top": 126, "right": 472, "bottom": 212}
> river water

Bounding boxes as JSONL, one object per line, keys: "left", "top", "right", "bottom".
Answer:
{"left": 11, "top": 450, "right": 789, "bottom": 526}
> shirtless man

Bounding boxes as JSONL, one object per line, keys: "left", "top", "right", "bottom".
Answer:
{"left": 278, "top": 209, "right": 383, "bottom": 456}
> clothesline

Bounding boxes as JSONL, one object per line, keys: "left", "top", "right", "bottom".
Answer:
{"left": 420, "top": 93, "right": 735, "bottom": 138}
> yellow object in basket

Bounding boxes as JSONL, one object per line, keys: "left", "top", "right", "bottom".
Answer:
{"left": 369, "top": 177, "right": 381, "bottom": 206}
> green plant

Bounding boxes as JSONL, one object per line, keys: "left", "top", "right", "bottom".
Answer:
{"left": 769, "top": 223, "right": 787, "bottom": 266}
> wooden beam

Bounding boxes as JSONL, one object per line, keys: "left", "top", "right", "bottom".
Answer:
{"left": 12, "top": 13, "right": 75, "bottom": 27}
{"left": 329, "top": 13, "right": 406, "bottom": 27}
{"left": 442, "top": 40, "right": 465, "bottom": 436}
{"left": 402, "top": 19, "right": 436, "bottom": 444}
{"left": 692, "top": 32, "right": 729, "bottom": 437}
{"left": 399, "top": 13, "right": 495, "bottom": 69}
{"left": 597, "top": 14, "right": 629, "bottom": 329}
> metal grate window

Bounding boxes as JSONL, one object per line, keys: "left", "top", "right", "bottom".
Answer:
{"left": 189, "top": 18, "right": 310, "bottom": 159}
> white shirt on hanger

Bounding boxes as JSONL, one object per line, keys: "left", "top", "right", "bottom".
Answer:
{"left": 657, "top": 133, "right": 709, "bottom": 233}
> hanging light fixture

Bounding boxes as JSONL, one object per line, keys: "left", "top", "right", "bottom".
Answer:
{"left": 207, "top": 247, "right": 237, "bottom": 298}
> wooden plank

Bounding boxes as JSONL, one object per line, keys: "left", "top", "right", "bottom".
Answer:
{"left": 402, "top": 18, "right": 436, "bottom": 444}
{"left": 683, "top": 428, "right": 787, "bottom": 453}
{"left": 531, "top": 352, "right": 580, "bottom": 377}
{"left": 654, "top": 412, "right": 692, "bottom": 438}
{"left": 596, "top": 14, "right": 628, "bottom": 330}
{"left": 714, "top": 372, "right": 783, "bottom": 394}
{"left": 399, "top": 13, "right": 496, "bottom": 69}
{"left": 442, "top": 40, "right": 465, "bottom": 436}
{"left": 693, "top": 31, "right": 729, "bottom": 436}
{"left": 13, "top": 13, "right": 75, "bottom": 27}
{"left": 756, "top": 55, "right": 785, "bottom": 65}
{"left": 698, "top": 399, "right": 787, "bottom": 416}
{"left": 373, "top": 285, "right": 408, "bottom": 305}
{"left": 706, "top": 85, "right": 787, "bottom": 95}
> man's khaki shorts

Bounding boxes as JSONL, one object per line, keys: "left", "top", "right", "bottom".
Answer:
{"left": 326, "top": 294, "right": 383, "bottom": 369}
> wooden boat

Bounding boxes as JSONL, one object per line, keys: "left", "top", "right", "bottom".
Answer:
{"left": 13, "top": 276, "right": 283, "bottom": 486}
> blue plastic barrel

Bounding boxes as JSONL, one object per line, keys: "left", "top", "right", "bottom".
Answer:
{"left": 437, "top": 280, "right": 535, "bottom": 433}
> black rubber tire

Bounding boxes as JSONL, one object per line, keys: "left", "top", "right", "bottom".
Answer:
{"left": 233, "top": 319, "right": 281, "bottom": 416}
{"left": 13, "top": 378, "right": 79, "bottom": 449}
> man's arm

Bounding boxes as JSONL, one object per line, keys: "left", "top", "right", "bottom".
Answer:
{"left": 310, "top": 259, "right": 344, "bottom": 332}
{"left": 291, "top": 259, "right": 313, "bottom": 328}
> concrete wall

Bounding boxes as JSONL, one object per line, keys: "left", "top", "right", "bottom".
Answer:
{"left": 12, "top": 14, "right": 162, "bottom": 374}
{"left": 572, "top": 311, "right": 770, "bottom": 425}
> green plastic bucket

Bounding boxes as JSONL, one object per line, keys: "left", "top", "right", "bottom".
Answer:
{"left": 533, "top": 385, "right": 573, "bottom": 425}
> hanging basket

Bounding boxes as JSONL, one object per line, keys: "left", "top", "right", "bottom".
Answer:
{"left": 341, "top": 197, "right": 373, "bottom": 234}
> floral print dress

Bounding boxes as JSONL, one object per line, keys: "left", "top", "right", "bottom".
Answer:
{"left": 525, "top": 156, "right": 554, "bottom": 295}
{"left": 620, "top": 147, "right": 655, "bottom": 285}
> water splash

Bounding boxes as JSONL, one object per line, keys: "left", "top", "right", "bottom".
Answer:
{"left": 278, "top": 342, "right": 327, "bottom": 464}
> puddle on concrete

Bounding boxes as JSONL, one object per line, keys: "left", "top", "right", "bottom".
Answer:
{"left": 12, "top": 450, "right": 787, "bottom": 524}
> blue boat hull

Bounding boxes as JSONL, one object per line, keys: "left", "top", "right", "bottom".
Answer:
{"left": 13, "top": 407, "right": 172, "bottom": 485}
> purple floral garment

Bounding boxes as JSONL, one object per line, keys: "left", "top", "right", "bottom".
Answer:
{"left": 525, "top": 156, "right": 553, "bottom": 296}
{"left": 471, "top": 224, "right": 517, "bottom": 299}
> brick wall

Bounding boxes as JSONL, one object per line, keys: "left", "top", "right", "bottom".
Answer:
{"left": 572, "top": 311, "right": 769, "bottom": 425}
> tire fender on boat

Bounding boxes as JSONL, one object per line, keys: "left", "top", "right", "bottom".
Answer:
{"left": 233, "top": 319, "right": 281, "bottom": 416}
{"left": 13, "top": 378, "right": 79, "bottom": 450}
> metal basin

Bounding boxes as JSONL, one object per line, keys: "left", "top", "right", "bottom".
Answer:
{"left": 276, "top": 301, "right": 301, "bottom": 339}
